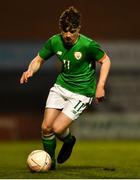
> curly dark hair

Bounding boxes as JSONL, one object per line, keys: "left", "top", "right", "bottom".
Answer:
{"left": 59, "top": 6, "right": 81, "bottom": 31}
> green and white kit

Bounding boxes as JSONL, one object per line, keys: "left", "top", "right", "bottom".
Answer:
{"left": 39, "top": 34, "right": 105, "bottom": 119}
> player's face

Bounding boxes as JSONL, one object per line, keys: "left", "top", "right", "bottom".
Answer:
{"left": 61, "top": 27, "right": 80, "bottom": 46}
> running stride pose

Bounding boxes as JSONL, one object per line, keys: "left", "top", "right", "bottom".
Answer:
{"left": 20, "top": 6, "right": 111, "bottom": 170}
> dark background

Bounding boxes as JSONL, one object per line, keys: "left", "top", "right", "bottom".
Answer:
{"left": 0, "top": 0, "right": 140, "bottom": 140}
{"left": 0, "top": 0, "right": 140, "bottom": 40}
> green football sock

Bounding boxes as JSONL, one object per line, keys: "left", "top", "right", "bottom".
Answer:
{"left": 57, "top": 128, "right": 72, "bottom": 143}
{"left": 59, "top": 132, "right": 73, "bottom": 143}
{"left": 42, "top": 134, "right": 56, "bottom": 161}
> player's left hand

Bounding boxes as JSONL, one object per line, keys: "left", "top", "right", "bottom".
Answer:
{"left": 94, "top": 85, "right": 105, "bottom": 104}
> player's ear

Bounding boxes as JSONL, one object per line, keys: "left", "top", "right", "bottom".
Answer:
{"left": 77, "top": 25, "right": 81, "bottom": 32}
{"left": 60, "top": 28, "right": 63, "bottom": 35}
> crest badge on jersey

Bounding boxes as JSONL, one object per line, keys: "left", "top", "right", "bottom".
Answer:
{"left": 74, "top": 52, "right": 82, "bottom": 60}
{"left": 56, "top": 51, "right": 63, "bottom": 56}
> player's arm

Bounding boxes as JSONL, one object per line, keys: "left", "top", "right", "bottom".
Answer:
{"left": 20, "top": 37, "right": 54, "bottom": 84}
{"left": 20, "top": 54, "right": 45, "bottom": 84}
{"left": 95, "top": 54, "right": 111, "bottom": 103}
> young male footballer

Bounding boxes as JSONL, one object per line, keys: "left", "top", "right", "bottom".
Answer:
{"left": 20, "top": 6, "right": 111, "bottom": 170}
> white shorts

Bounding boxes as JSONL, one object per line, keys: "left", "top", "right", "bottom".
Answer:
{"left": 45, "top": 84, "right": 93, "bottom": 120}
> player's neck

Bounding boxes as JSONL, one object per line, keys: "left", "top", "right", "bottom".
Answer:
{"left": 73, "top": 34, "right": 80, "bottom": 45}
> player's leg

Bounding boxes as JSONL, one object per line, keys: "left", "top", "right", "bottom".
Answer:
{"left": 55, "top": 92, "right": 92, "bottom": 164}
{"left": 41, "top": 85, "right": 66, "bottom": 169}
{"left": 52, "top": 112, "right": 76, "bottom": 164}
{"left": 41, "top": 108, "right": 61, "bottom": 169}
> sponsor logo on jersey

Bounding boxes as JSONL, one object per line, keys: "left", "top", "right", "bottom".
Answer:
{"left": 56, "top": 51, "right": 63, "bottom": 56}
{"left": 72, "top": 110, "right": 78, "bottom": 114}
{"left": 74, "top": 52, "right": 82, "bottom": 60}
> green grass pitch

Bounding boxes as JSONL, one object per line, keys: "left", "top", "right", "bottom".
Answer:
{"left": 1, "top": 140, "right": 140, "bottom": 178}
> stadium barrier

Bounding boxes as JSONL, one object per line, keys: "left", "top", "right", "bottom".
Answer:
{"left": 73, "top": 112, "right": 140, "bottom": 139}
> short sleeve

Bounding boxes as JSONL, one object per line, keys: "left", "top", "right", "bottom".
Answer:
{"left": 38, "top": 38, "right": 54, "bottom": 60}
{"left": 88, "top": 41, "right": 105, "bottom": 61}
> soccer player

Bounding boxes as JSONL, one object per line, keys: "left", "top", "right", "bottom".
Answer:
{"left": 20, "top": 6, "right": 111, "bottom": 170}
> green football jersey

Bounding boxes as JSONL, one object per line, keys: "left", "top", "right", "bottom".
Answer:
{"left": 39, "top": 34, "right": 105, "bottom": 97}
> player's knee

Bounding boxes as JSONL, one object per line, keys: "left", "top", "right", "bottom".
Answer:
{"left": 41, "top": 124, "right": 53, "bottom": 135}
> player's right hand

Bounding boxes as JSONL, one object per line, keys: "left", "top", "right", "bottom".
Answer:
{"left": 20, "top": 70, "right": 33, "bottom": 84}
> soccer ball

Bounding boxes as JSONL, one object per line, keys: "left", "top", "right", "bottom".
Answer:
{"left": 27, "top": 150, "right": 52, "bottom": 172}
